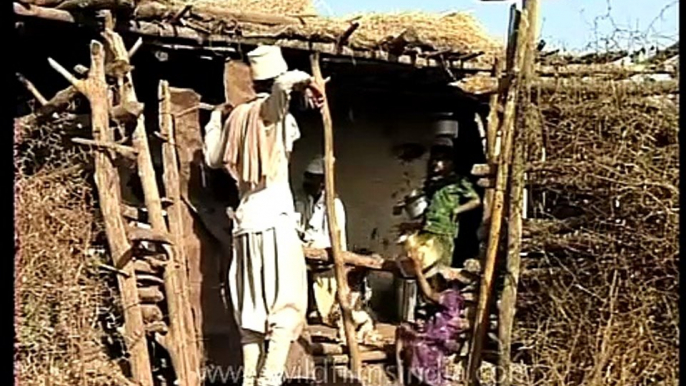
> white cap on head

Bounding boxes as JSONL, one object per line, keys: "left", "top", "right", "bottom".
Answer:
{"left": 247, "top": 45, "right": 288, "bottom": 81}
{"left": 305, "top": 155, "right": 325, "bottom": 175}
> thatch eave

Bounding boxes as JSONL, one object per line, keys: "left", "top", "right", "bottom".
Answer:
{"left": 13, "top": 2, "right": 501, "bottom": 72}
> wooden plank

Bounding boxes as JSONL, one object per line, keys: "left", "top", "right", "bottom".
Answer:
{"left": 310, "top": 52, "right": 362, "bottom": 376}
{"left": 312, "top": 350, "right": 388, "bottom": 365}
{"left": 188, "top": 4, "right": 302, "bottom": 26}
{"left": 303, "top": 247, "right": 386, "bottom": 269}
{"left": 141, "top": 304, "right": 164, "bottom": 323}
{"left": 305, "top": 248, "right": 476, "bottom": 284}
{"left": 71, "top": 137, "right": 138, "bottom": 160}
{"left": 55, "top": 0, "right": 134, "bottom": 11}
{"left": 133, "top": 260, "right": 158, "bottom": 274}
{"left": 14, "top": 2, "right": 76, "bottom": 23}
{"left": 138, "top": 286, "right": 165, "bottom": 303}
{"left": 160, "top": 79, "right": 203, "bottom": 379}
{"left": 127, "top": 227, "right": 173, "bottom": 245}
{"left": 471, "top": 163, "right": 496, "bottom": 177}
{"left": 476, "top": 177, "right": 495, "bottom": 189}
{"left": 48, "top": 40, "right": 154, "bottom": 386}
{"left": 168, "top": 86, "right": 229, "bottom": 367}
{"left": 224, "top": 60, "right": 256, "bottom": 107}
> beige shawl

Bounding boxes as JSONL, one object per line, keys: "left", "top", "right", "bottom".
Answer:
{"left": 222, "top": 98, "right": 279, "bottom": 189}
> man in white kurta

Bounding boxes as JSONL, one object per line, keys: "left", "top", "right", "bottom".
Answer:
{"left": 293, "top": 156, "right": 347, "bottom": 324}
{"left": 203, "top": 46, "right": 323, "bottom": 386}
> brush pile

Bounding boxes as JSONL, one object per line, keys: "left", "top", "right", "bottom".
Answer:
{"left": 14, "top": 116, "right": 129, "bottom": 386}
{"left": 515, "top": 73, "right": 679, "bottom": 385}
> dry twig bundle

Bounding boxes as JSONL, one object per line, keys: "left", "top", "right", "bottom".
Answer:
{"left": 14, "top": 117, "right": 128, "bottom": 386}
{"left": 514, "top": 76, "right": 679, "bottom": 386}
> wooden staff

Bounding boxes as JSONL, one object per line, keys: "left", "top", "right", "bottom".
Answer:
{"left": 309, "top": 52, "right": 362, "bottom": 376}
{"left": 466, "top": 5, "right": 530, "bottom": 385}
{"left": 497, "top": 1, "right": 540, "bottom": 385}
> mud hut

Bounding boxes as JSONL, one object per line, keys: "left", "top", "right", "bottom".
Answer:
{"left": 14, "top": 0, "right": 504, "bottom": 385}
{"left": 14, "top": 0, "right": 679, "bottom": 384}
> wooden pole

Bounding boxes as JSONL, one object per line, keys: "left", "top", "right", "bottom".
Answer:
{"left": 101, "top": 23, "right": 196, "bottom": 386}
{"left": 497, "top": 2, "right": 539, "bottom": 385}
{"left": 49, "top": 41, "right": 154, "bottom": 386}
{"left": 466, "top": 5, "right": 530, "bottom": 385}
{"left": 309, "top": 52, "right": 362, "bottom": 376}
{"left": 482, "top": 5, "right": 518, "bottom": 230}
{"left": 159, "top": 79, "right": 202, "bottom": 379}
{"left": 482, "top": 58, "right": 503, "bottom": 225}
{"left": 16, "top": 72, "right": 49, "bottom": 106}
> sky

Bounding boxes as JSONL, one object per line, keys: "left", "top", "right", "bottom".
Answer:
{"left": 313, "top": 0, "right": 679, "bottom": 53}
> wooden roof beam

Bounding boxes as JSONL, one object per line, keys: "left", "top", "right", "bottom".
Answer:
{"left": 14, "top": 2, "right": 494, "bottom": 72}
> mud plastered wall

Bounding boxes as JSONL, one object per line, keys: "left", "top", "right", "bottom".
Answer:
{"left": 290, "top": 111, "right": 432, "bottom": 256}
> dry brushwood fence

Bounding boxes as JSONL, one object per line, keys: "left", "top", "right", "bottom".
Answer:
{"left": 515, "top": 76, "right": 679, "bottom": 386}
{"left": 14, "top": 117, "right": 132, "bottom": 386}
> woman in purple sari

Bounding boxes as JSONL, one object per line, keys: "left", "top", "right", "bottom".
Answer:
{"left": 395, "top": 253, "right": 467, "bottom": 386}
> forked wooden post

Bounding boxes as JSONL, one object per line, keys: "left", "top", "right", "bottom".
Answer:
{"left": 466, "top": 5, "right": 530, "bottom": 385}
{"left": 100, "top": 20, "right": 196, "bottom": 385}
{"left": 309, "top": 52, "right": 362, "bottom": 376}
{"left": 497, "top": 1, "right": 540, "bottom": 385}
{"left": 49, "top": 40, "right": 154, "bottom": 386}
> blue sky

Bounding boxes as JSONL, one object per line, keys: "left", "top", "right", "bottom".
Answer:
{"left": 313, "top": 0, "right": 679, "bottom": 52}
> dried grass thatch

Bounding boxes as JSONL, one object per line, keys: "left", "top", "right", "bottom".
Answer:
{"left": 514, "top": 76, "right": 679, "bottom": 385}
{"left": 14, "top": 117, "right": 129, "bottom": 386}
{"left": 339, "top": 11, "right": 502, "bottom": 54}
{"left": 172, "top": 0, "right": 315, "bottom": 15}
{"left": 152, "top": 2, "right": 502, "bottom": 64}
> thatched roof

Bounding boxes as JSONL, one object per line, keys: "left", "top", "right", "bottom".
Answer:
{"left": 14, "top": 0, "right": 502, "bottom": 69}
{"left": 175, "top": 0, "right": 316, "bottom": 15}
{"left": 158, "top": 0, "right": 502, "bottom": 66}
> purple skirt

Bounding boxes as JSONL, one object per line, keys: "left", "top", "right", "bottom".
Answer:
{"left": 399, "top": 288, "right": 466, "bottom": 386}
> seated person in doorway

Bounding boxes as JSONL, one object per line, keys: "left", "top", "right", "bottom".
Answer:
{"left": 294, "top": 156, "right": 375, "bottom": 342}
{"left": 395, "top": 249, "right": 468, "bottom": 386}
{"left": 401, "top": 137, "right": 482, "bottom": 278}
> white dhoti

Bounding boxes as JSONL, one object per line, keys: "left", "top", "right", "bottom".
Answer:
{"left": 229, "top": 219, "right": 307, "bottom": 342}
{"left": 229, "top": 218, "right": 307, "bottom": 386}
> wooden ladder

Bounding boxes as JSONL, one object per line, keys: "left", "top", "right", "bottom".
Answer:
{"left": 47, "top": 14, "right": 201, "bottom": 386}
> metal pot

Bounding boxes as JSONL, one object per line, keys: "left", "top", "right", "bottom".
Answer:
{"left": 395, "top": 276, "right": 417, "bottom": 323}
{"left": 432, "top": 112, "right": 459, "bottom": 138}
{"left": 404, "top": 190, "right": 428, "bottom": 219}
